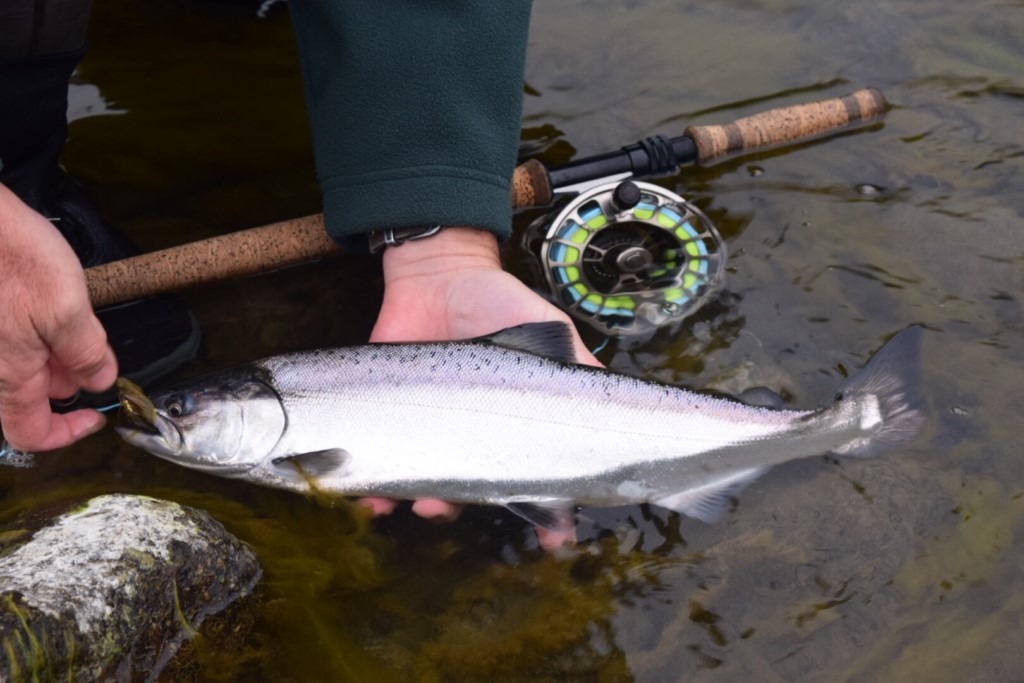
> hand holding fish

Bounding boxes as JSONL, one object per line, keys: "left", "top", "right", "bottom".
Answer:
{"left": 370, "top": 227, "right": 599, "bottom": 365}
{"left": 368, "top": 226, "right": 601, "bottom": 549}
{"left": 0, "top": 184, "right": 118, "bottom": 452}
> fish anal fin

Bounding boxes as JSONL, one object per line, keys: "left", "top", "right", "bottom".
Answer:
{"left": 653, "top": 466, "right": 768, "bottom": 523}
{"left": 506, "top": 499, "right": 577, "bottom": 533}
{"left": 479, "top": 322, "right": 578, "bottom": 364}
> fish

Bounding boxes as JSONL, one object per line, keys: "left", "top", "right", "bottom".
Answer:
{"left": 115, "top": 322, "right": 925, "bottom": 533}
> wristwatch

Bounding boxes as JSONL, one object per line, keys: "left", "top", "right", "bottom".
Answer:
{"left": 367, "top": 225, "right": 443, "bottom": 254}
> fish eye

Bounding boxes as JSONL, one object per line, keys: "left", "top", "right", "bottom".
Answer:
{"left": 164, "top": 394, "right": 192, "bottom": 418}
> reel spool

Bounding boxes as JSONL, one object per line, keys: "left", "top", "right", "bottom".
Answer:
{"left": 538, "top": 180, "right": 726, "bottom": 337}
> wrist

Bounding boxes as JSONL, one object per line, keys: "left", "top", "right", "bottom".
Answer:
{"left": 380, "top": 226, "right": 502, "bottom": 283}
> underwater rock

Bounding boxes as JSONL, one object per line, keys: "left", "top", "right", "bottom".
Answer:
{"left": 0, "top": 494, "right": 262, "bottom": 681}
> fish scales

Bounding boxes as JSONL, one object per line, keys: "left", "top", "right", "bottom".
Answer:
{"left": 115, "top": 323, "right": 926, "bottom": 528}
{"left": 259, "top": 343, "right": 807, "bottom": 484}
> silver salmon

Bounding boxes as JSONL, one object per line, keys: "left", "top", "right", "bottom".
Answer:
{"left": 115, "top": 323, "right": 925, "bottom": 532}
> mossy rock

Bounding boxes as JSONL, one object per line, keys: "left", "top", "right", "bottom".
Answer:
{"left": 0, "top": 494, "right": 261, "bottom": 681}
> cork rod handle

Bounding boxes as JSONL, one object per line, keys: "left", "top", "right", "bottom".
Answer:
{"left": 684, "top": 88, "right": 889, "bottom": 165}
{"left": 510, "top": 159, "right": 552, "bottom": 209}
{"left": 87, "top": 161, "right": 554, "bottom": 308}
{"left": 86, "top": 214, "right": 339, "bottom": 308}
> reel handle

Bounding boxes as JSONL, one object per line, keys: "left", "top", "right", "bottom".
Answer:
{"left": 684, "top": 87, "right": 889, "bottom": 165}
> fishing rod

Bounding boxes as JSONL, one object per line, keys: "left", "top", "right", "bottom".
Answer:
{"left": 85, "top": 88, "right": 888, "bottom": 328}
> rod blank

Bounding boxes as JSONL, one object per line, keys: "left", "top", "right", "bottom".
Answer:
{"left": 84, "top": 88, "right": 889, "bottom": 309}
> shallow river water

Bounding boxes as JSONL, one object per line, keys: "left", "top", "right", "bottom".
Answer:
{"left": 3, "top": 0, "right": 1023, "bottom": 680}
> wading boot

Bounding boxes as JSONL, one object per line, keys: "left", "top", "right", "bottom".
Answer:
{"left": 0, "top": 48, "right": 201, "bottom": 408}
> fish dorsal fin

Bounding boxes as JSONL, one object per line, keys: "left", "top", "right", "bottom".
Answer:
{"left": 506, "top": 499, "right": 577, "bottom": 533}
{"left": 477, "top": 322, "right": 578, "bottom": 364}
{"left": 653, "top": 466, "right": 769, "bottom": 523}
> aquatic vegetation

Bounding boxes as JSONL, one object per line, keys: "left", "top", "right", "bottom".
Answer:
{"left": 370, "top": 535, "right": 674, "bottom": 682}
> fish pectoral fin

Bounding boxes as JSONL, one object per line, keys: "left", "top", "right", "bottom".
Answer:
{"left": 738, "top": 386, "right": 786, "bottom": 409}
{"left": 479, "top": 322, "right": 578, "bottom": 364}
{"left": 653, "top": 466, "right": 769, "bottom": 523}
{"left": 272, "top": 449, "right": 349, "bottom": 478}
{"left": 506, "top": 499, "right": 577, "bottom": 533}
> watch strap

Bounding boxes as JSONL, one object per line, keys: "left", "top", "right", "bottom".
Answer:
{"left": 367, "top": 225, "right": 443, "bottom": 254}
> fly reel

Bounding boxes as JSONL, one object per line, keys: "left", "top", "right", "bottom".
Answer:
{"left": 537, "top": 180, "right": 726, "bottom": 337}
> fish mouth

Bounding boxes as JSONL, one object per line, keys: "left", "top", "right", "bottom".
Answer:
{"left": 115, "top": 378, "right": 183, "bottom": 456}
{"left": 115, "top": 419, "right": 184, "bottom": 458}
{"left": 116, "top": 377, "right": 158, "bottom": 429}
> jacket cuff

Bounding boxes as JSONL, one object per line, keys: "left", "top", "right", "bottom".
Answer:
{"left": 321, "top": 165, "right": 512, "bottom": 252}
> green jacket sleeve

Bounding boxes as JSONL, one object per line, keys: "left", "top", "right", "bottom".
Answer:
{"left": 287, "top": 1, "right": 533, "bottom": 250}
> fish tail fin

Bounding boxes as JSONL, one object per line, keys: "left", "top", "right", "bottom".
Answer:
{"left": 836, "top": 326, "right": 927, "bottom": 457}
